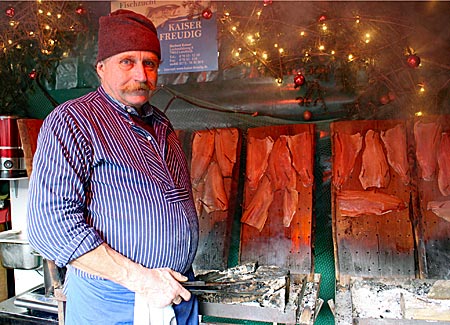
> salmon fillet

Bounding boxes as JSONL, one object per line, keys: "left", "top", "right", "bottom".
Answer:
{"left": 427, "top": 200, "right": 450, "bottom": 222}
{"left": 332, "top": 132, "right": 363, "bottom": 189}
{"left": 215, "top": 128, "right": 239, "bottom": 178}
{"left": 414, "top": 121, "right": 441, "bottom": 181}
{"left": 437, "top": 133, "right": 450, "bottom": 196}
{"left": 241, "top": 175, "right": 274, "bottom": 231}
{"left": 267, "top": 135, "right": 297, "bottom": 191}
{"left": 246, "top": 136, "right": 274, "bottom": 190}
{"left": 380, "top": 124, "right": 410, "bottom": 185}
{"left": 202, "top": 161, "right": 229, "bottom": 214}
{"left": 359, "top": 130, "right": 390, "bottom": 189}
{"left": 337, "top": 190, "right": 407, "bottom": 217}
{"left": 287, "top": 132, "right": 314, "bottom": 187}
{"left": 191, "top": 130, "right": 215, "bottom": 185}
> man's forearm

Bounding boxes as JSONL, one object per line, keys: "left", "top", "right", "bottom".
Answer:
{"left": 68, "top": 243, "right": 192, "bottom": 307}
{"left": 69, "top": 243, "right": 138, "bottom": 288}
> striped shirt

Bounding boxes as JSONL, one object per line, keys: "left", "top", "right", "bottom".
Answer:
{"left": 26, "top": 86, "right": 199, "bottom": 278}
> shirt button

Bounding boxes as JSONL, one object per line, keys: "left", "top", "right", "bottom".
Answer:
{"left": 147, "top": 136, "right": 152, "bottom": 141}
{"left": 127, "top": 108, "right": 133, "bottom": 113}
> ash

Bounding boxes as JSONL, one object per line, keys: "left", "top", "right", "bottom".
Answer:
{"left": 195, "top": 263, "right": 300, "bottom": 311}
{"left": 351, "top": 278, "right": 450, "bottom": 320}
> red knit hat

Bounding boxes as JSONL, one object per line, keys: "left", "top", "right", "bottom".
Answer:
{"left": 96, "top": 9, "right": 161, "bottom": 63}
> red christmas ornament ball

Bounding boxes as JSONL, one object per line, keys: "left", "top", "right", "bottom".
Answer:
{"left": 379, "top": 95, "right": 390, "bottom": 105}
{"left": 406, "top": 54, "right": 420, "bottom": 68}
{"left": 303, "top": 110, "right": 312, "bottom": 121}
{"left": 75, "top": 6, "right": 87, "bottom": 15}
{"left": 263, "top": 0, "right": 273, "bottom": 6}
{"left": 201, "top": 8, "right": 213, "bottom": 20}
{"left": 28, "top": 70, "right": 37, "bottom": 80}
{"left": 294, "top": 73, "right": 305, "bottom": 87}
{"left": 318, "top": 14, "right": 327, "bottom": 22}
{"left": 5, "top": 7, "right": 15, "bottom": 18}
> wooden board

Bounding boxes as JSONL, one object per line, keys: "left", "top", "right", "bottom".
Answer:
{"left": 177, "top": 128, "right": 242, "bottom": 271}
{"left": 331, "top": 120, "right": 415, "bottom": 280}
{"left": 239, "top": 124, "right": 315, "bottom": 274}
{"left": 16, "top": 119, "right": 43, "bottom": 177}
{"left": 411, "top": 116, "right": 450, "bottom": 279}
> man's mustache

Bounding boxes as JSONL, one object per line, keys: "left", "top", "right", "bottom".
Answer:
{"left": 125, "top": 83, "right": 151, "bottom": 92}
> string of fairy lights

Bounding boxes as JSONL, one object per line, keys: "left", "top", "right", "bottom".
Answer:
{"left": 1, "top": 1, "right": 449, "bottom": 119}
{"left": 0, "top": 0, "right": 86, "bottom": 52}
{"left": 209, "top": 1, "right": 449, "bottom": 119}
{"left": 0, "top": 1, "right": 88, "bottom": 56}
{"left": 0, "top": 0, "right": 91, "bottom": 115}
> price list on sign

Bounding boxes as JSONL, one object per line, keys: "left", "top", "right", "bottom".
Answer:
{"left": 168, "top": 44, "right": 205, "bottom": 69}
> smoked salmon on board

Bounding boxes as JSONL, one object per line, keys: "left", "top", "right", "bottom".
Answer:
{"left": 412, "top": 116, "right": 450, "bottom": 279}
{"left": 287, "top": 132, "right": 314, "bottom": 187}
{"left": 215, "top": 128, "right": 239, "bottom": 178}
{"left": 184, "top": 127, "right": 242, "bottom": 271}
{"left": 245, "top": 136, "right": 274, "bottom": 190}
{"left": 190, "top": 129, "right": 215, "bottom": 185}
{"left": 267, "top": 135, "right": 297, "bottom": 191}
{"left": 427, "top": 200, "right": 450, "bottom": 223}
{"left": 202, "top": 161, "right": 229, "bottom": 214}
{"left": 359, "top": 130, "right": 390, "bottom": 190}
{"left": 241, "top": 175, "right": 274, "bottom": 232}
{"left": 381, "top": 124, "right": 410, "bottom": 185}
{"left": 240, "top": 124, "right": 315, "bottom": 274}
{"left": 331, "top": 120, "right": 415, "bottom": 279}
{"left": 414, "top": 120, "right": 441, "bottom": 181}
{"left": 336, "top": 190, "right": 407, "bottom": 217}
{"left": 332, "top": 132, "right": 363, "bottom": 189}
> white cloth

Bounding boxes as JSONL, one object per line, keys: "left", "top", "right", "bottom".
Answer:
{"left": 133, "top": 294, "right": 177, "bottom": 325}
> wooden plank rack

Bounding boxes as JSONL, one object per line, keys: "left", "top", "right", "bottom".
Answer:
{"left": 331, "top": 118, "right": 450, "bottom": 324}
{"left": 180, "top": 125, "right": 321, "bottom": 324}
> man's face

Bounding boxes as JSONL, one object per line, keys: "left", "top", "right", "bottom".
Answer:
{"left": 96, "top": 51, "right": 160, "bottom": 109}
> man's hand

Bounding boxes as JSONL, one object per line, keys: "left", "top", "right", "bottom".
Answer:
{"left": 129, "top": 266, "right": 191, "bottom": 307}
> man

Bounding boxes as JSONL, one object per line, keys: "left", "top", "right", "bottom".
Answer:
{"left": 27, "top": 9, "right": 199, "bottom": 324}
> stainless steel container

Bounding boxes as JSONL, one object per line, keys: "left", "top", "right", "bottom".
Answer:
{"left": 0, "top": 230, "right": 42, "bottom": 270}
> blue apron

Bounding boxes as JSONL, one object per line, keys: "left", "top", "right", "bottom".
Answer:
{"left": 64, "top": 268, "right": 199, "bottom": 325}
